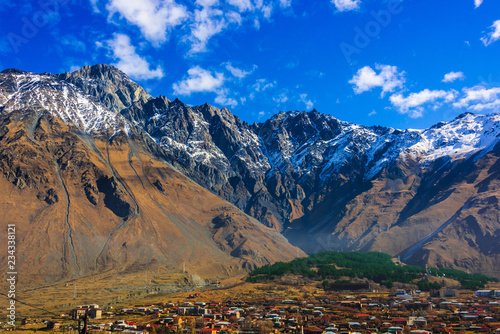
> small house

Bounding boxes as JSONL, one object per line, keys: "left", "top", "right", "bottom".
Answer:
{"left": 476, "top": 290, "right": 493, "bottom": 298}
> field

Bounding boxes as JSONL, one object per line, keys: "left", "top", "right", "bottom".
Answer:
{"left": 0, "top": 269, "right": 217, "bottom": 322}
{"left": 1, "top": 265, "right": 499, "bottom": 333}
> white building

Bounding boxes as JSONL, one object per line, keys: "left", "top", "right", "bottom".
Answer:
{"left": 475, "top": 290, "right": 492, "bottom": 298}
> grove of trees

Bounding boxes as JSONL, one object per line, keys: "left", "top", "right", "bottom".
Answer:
{"left": 247, "top": 251, "right": 498, "bottom": 290}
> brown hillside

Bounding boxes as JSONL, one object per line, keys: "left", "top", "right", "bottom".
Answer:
{"left": 0, "top": 109, "right": 303, "bottom": 287}
{"left": 285, "top": 146, "right": 500, "bottom": 278}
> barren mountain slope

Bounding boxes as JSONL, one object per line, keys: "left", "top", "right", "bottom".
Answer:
{"left": 0, "top": 71, "right": 303, "bottom": 286}
{"left": 1, "top": 65, "right": 499, "bottom": 279}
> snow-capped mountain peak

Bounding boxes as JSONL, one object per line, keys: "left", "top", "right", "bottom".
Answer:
{"left": 1, "top": 64, "right": 500, "bottom": 277}
{"left": 409, "top": 112, "right": 500, "bottom": 162}
{"left": 0, "top": 70, "right": 128, "bottom": 135}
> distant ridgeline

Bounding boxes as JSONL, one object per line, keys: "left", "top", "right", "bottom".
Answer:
{"left": 247, "top": 252, "right": 498, "bottom": 290}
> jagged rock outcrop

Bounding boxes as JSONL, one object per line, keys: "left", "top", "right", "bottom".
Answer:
{"left": 58, "top": 64, "right": 152, "bottom": 113}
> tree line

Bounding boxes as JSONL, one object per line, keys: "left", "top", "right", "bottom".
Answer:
{"left": 247, "top": 251, "right": 498, "bottom": 290}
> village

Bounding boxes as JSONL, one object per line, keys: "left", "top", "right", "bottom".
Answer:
{"left": 8, "top": 284, "right": 500, "bottom": 334}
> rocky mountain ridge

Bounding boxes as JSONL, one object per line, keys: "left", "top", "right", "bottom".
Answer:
{"left": 0, "top": 64, "right": 499, "bottom": 278}
{"left": 0, "top": 65, "right": 302, "bottom": 286}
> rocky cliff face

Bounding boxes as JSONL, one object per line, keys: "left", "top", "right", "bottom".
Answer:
{"left": 0, "top": 64, "right": 499, "bottom": 279}
{"left": 58, "top": 64, "right": 152, "bottom": 114}
{"left": 117, "top": 73, "right": 500, "bottom": 277}
{"left": 0, "top": 66, "right": 303, "bottom": 286}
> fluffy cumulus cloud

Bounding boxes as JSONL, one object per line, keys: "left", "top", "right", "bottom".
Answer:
{"left": 99, "top": 0, "right": 293, "bottom": 55}
{"left": 389, "top": 89, "right": 457, "bottom": 118}
{"left": 104, "top": 33, "right": 164, "bottom": 80}
{"left": 186, "top": 0, "right": 278, "bottom": 54}
{"left": 453, "top": 86, "right": 500, "bottom": 111}
{"left": 349, "top": 64, "right": 406, "bottom": 96}
{"left": 442, "top": 71, "right": 466, "bottom": 83}
{"left": 173, "top": 65, "right": 242, "bottom": 108}
{"left": 106, "top": 0, "right": 188, "bottom": 46}
{"left": 475, "top": 0, "right": 483, "bottom": 8}
{"left": 172, "top": 66, "right": 225, "bottom": 95}
{"left": 388, "top": 84, "right": 500, "bottom": 117}
{"left": 349, "top": 64, "right": 500, "bottom": 118}
{"left": 481, "top": 20, "right": 500, "bottom": 46}
{"left": 331, "top": 0, "right": 361, "bottom": 12}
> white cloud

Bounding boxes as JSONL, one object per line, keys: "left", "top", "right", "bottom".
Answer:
{"left": 257, "top": 110, "right": 271, "bottom": 120}
{"left": 279, "top": 0, "right": 292, "bottom": 8}
{"left": 258, "top": 3, "right": 273, "bottom": 18}
{"left": 389, "top": 89, "right": 457, "bottom": 118}
{"left": 226, "top": 10, "right": 243, "bottom": 24}
{"left": 453, "top": 85, "right": 500, "bottom": 111}
{"left": 104, "top": 34, "right": 164, "bottom": 80}
{"left": 215, "top": 93, "right": 238, "bottom": 108}
{"left": 90, "top": 0, "right": 100, "bottom": 12}
{"left": 331, "top": 0, "right": 360, "bottom": 12}
{"left": 475, "top": 0, "right": 483, "bottom": 8}
{"left": 442, "top": 71, "right": 466, "bottom": 83}
{"left": 253, "top": 78, "right": 276, "bottom": 92}
{"left": 185, "top": 0, "right": 285, "bottom": 54}
{"left": 368, "top": 110, "right": 376, "bottom": 116}
{"left": 349, "top": 64, "right": 406, "bottom": 96}
{"left": 253, "top": 17, "right": 261, "bottom": 29}
{"left": 106, "top": 0, "right": 188, "bottom": 46}
{"left": 69, "top": 64, "right": 82, "bottom": 72}
{"left": 273, "top": 92, "right": 289, "bottom": 104}
{"left": 172, "top": 66, "right": 224, "bottom": 95}
{"left": 100, "top": 0, "right": 283, "bottom": 54}
{"left": 227, "top": 0, "right": 253, "bottom": 12}
{"left": 188, "top": 4, "right": 228, "bottom": 53}
{"left": 300, "top": 93, "right": 314, "bottom": 110}
{"left": 466, "top": 99, "right": 500, "bottom": 111}
{"left": 224, "top": 62, "right": 256, "bottom": 78}
{"left": 172, "top": 65, "right": 243, "bottom": 108}
{"left": 481, "top": 20, "right": 500, "bottom": 46}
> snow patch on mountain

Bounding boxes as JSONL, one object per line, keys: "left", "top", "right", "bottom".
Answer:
{"left": 0, "top": 71, "right": 127, "bottom": 135}
{"left": 2, "top": 67, "right": 500, "bottom": 194}
{"left": 408, "top": 113, "right": 500, "bottom": 163}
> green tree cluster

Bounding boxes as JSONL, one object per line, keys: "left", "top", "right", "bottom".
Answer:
{"left": 246, "top": 251, "right": 497, "bottom": 289}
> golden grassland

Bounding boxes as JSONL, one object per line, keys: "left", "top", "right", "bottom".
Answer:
{"left": 1, "top": 272, "right": 499, "bottom": 333}
{"left": 4, "top": 268, "right": 500, "bottom": 319}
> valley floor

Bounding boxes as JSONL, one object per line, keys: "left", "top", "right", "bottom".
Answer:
{"left": 1, "top": 277, "right": 499, "bottom": 333}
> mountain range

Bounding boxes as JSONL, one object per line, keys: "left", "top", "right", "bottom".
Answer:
{"left": 0, "top": 64, "right": 499, "bottom": 285}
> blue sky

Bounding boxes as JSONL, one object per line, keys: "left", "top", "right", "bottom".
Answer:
{"left": 1, "top": 0, "right": 499, "bottom": 129}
